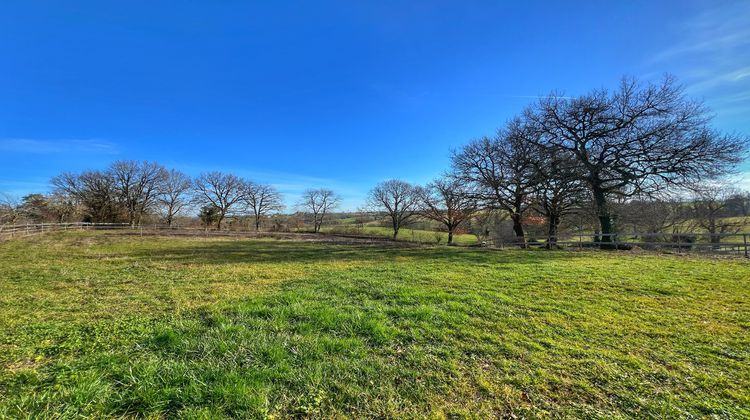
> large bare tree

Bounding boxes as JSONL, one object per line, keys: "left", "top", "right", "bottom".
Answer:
{"left": 452, "top": 118, "right": 539, "bottom": 243}
{"left": 158, "top": 169, "right": 192, "bottom": 226}
{"left": 110, "top": 160, "right": 168, "bottom": 226}
{"left": 527, "top": 76, "right": 747, "bottom": 246}
{"left": 192, "top": 172, "right": 247, "bottom": 230}
{"left": 367, "top": 179, "right": 422, "bottom": 239}
{"left": 245, "top": 182, "right": 284, "bottom": 231}
{"left": 419, "top": 176, "right": 478, "bottom": 245}
{"left": 530, "top": 149, "right": 587, "bottom": 248}
{"left": 51, "top": 170, "right": 121, "bottom": 223}
{"left": 298, "top": 189, "right": 339, "bottom": 233}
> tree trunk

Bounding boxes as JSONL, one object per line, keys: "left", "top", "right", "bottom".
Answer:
{"left": 709, "top": 224, "right": 721, "bottom": 246}
{"left": 447, "top": 229, "right": 454, "bottom": 245}
{"left": 592, "top": 185, "right": 615, "bottom": 248}
{"left": 216, "top": 214, "right": 224, "bottom": 231}
{"left": 510, "top": 213, "right": 525, "bottom": 246}
{"left": 546, "top": 214, "right": 559, "bottom": 249}
{"left": 392, "top": 218, "right": 399, "bottom": 239}
{"left": 255, "top": 216, "right": 261, "bottom": 232}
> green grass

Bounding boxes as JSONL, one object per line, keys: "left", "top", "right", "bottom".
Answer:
{"left": 1, "top": 232, "right": 749, "bottom": 418}
{"left": 324, "top": 225, "right": 478, "bottom": 245}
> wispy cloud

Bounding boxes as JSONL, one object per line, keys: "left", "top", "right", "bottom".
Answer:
{"left": 0, "top": 139, "right": 119, "bottom": 154}
{"left": 648, "top": 2, "right": 750, "bottom": 124}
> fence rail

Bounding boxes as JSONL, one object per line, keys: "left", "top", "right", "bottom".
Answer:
{"left": 485, "top": 232, "right": 750, "bottom": 257}
{"left": 0, "top": 222, "right": 131, "bottom": 239}
{"left": 1, "top": 222, "right": 748, "bottom": 257}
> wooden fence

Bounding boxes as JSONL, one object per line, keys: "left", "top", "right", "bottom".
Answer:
{"left": 486, "top": 232, "right": 750, "bottom": 257}
{"left": 1, "top": 222, "right": 748, "bottom": 257}
{"left": 0, "top": 222, "right": 131, "bottom": 239}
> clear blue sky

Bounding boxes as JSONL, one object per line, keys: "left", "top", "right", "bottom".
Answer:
{"left": 1, "top": 0, "right": 749, "bottom": 209}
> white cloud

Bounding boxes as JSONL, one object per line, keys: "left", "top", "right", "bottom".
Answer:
{"left": 647, "top": 3, "right": 750, "bottom": 122}
{"left": 0, "top": 139, "right": 118, "bottom": 154}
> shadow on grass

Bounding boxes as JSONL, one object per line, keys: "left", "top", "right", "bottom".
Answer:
{"left": 128, "top": 238, "right": 593, "bottom": 266}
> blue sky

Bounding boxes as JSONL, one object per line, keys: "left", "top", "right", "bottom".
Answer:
{"left": 1, "top": 0, "right": 749, "bottom": 210}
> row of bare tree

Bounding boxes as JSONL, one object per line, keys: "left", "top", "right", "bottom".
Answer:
{"left": 363, "top": 77, "right": 747, "bottom": 247}
{"left": 35, "top": 164, "right": 264, "bottom": 229}
{"left": 0, "top": 162, "right": 343, "bottom": 232}
{"left": 2, "top": 76, "right": 747, "bottom": 245}
{"left": 364, "top": 179, "right": 477, "bottom": 244}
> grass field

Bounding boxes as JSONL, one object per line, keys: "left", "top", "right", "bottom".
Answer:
{"left": 1, "top": 232, "right": 749, "bottom": 418}
{"left": 323, "top": 225, "right": 478, "bottom": 245}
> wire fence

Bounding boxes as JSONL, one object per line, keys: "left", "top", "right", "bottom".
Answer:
{"left": 0, "top": 222, "right": 410, "bottom": 244}
{"left": 485, "top": 232, "right": 750, "bottom": 257}
{"left": 1, "top": 222, "right": 748, "bottom": 257}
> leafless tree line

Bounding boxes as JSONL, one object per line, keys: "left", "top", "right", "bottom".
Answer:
{"left": 361, "top": 76, "right": 747, "bottom": 247}
{"left": 363, "top": 179, "right": 479, "bottom": 244}
{"left": 2, "top": 163, "right": 346, "bottom": 233}
{"left": 6, "top": 163, "right": 282, "bottom": 231}
{"left": 2, "top": 76, "right": 748, "bottom": 247}
{"left": 447, "top": 75, "right": 747, "bottom": 248}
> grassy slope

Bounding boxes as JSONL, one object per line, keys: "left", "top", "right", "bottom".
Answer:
{"left": 1, "top": 232, "right": 748, "bottom": 418}
{"left": 323, "top": 225, "right": 478, "bottom": 245}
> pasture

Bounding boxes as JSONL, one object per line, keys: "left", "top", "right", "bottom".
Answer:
{"left": 323, "top": 224, "right": 478, "bottom": 245}
{"left": 1, "top": 231, "right": 749, "bottom": 418}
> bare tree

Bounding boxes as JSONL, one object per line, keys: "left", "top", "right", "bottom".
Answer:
{"left": 49, "top": 192, "right": 78, "bottom": 223}
{"left": 19, "top": 194, "right": 55, "bottom": 223}
{"left": 618, "top": 197, "right": 691, "bottom": 239}
{"left": 466, "top": 209, "right": 507, "bottom": 245}
{"left": 51, "top": 170, "right": 121, "bottom": 223}
{"left": 192, "top": 172, "right": 248, "bottom": 230}
{"left": 419, "top": 176, "right": 478, "bottom": 245}
{"left": 527, "top": 76, "right": 747, "bottom": 246}
{"left": 367, "top": 179, "right": 422, "bottom": 239}
{"left": 452, "top": 118, "right": 539, "bottom": 244}
{"left": 0, "top": 192, "right": 21, "bottom": 225}
{"left": 689, "top": 181, "right": 746, "bottom": 244}
{"left": 530, "top": 150, "right": 587, "bottom": 248}
{"left": 245, "top": 182, "right": 285, "bottom": 231}
{"left": 18, "top": 192, "right": 78, "bottom": 224}
{"left": 726, "top": 192, "right": 750, "bottom": 217}
{"left": 298, "top": 189, "right": 339, "bottom": 233}
{"left": 158, "top": 169, "right": 192, "bottom": 226}
{"left": 110, "top": 161, "right": 168, "bottom": 226}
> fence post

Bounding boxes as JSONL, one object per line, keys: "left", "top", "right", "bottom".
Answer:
{"left": 744, "top": 234, "right": 748, "bottom": 258}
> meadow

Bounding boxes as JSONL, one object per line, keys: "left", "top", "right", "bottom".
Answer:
{"left": 323, "top": 224, "right": 478, "bottom": 245}
{"left": 1, "top": 231, "right": 749, "bottom": 418}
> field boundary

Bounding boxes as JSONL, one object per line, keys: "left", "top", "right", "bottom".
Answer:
{"left": 2, "top": 222, "right": 749, "bottom": 257}
{"left": 0, "top": 222, "right": 420, "bottom": 247}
